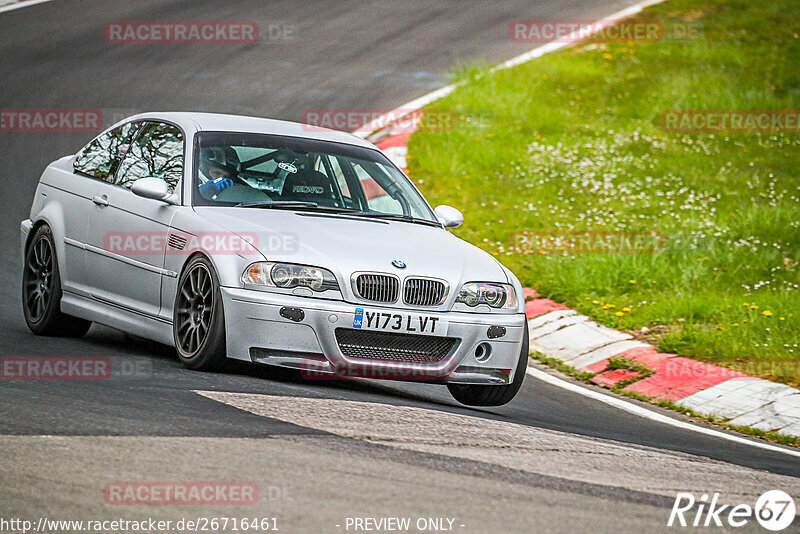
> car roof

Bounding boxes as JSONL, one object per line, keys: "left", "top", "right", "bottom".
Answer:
{"left": 124, "top": 111, "right": 377, "bottom": 150}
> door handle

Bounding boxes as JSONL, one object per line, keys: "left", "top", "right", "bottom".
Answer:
{"left": 92, "top": 195, "right": 109, "bottom": 207}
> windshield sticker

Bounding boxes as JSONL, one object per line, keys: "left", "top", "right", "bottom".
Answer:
{"left": 278, "top": 162, "right": 298, "bottom": 173}
{"left": 293, "top": 185, "right": 325, "bottom": 194}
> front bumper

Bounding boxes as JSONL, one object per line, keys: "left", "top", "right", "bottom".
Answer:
{"left": 20, "top": 219, "right": 33, "bottom": 263}
{"left": 221, "top": 287, "right": 526, "bottom": 385}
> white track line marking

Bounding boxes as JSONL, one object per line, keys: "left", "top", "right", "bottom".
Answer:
{"left": 354, "top": 0, "right": 666, "bottom": 137}
{"left": 0, "top": 0, "right": 54, "bottom": 14}
{"left": 526, "top": 366, "right": 800, "bottom": 458}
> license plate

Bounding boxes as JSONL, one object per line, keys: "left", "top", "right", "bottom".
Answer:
{"left": 353, "top": 308, "right": 448, "bottom": 336}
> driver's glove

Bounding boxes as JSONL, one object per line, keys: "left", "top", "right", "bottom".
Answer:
{"left": 199, "top": 177, "right": 234, "bottom": 197}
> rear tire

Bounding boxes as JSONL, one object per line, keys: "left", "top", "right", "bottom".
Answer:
{"left": 447, "top": 321, "right": 529, "bottom": 406}
{"left": 174, "top": 255, "right": 227, "bottom": 370}
{"left": 22, "top": 225, "right": 92, "bottom": 337}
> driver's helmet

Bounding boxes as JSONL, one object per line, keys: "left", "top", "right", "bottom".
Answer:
{"left": 199, "top": 146, "right": 241, "bottom": 179}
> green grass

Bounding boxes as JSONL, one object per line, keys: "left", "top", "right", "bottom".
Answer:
{"left": 410, "top": 0, "right": 800, "bottom": 386}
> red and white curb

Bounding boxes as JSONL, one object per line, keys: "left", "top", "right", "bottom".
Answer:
{"left": 374, "top": 132, "right": 411, "bottom": 173}
{"left": 524, "top": 290, "right": 800, "bottom": 438}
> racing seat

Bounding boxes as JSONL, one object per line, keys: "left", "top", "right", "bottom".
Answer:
{"left": 280, "top": 169, "right": 338, "bottom": 207}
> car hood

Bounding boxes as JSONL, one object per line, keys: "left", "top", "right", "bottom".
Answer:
{"left": 193, "top": 207, "right": 510, "bottom": 288}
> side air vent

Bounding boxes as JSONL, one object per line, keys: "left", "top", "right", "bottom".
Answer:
{"left": 168, "top": 234, "right": 187, "bottom": 251}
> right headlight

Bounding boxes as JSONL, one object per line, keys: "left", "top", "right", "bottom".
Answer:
{"left": 455, "top": 282, "right": 517, "bottom": 309}
{"left": 242, "top": 262, "right": 340, "bottom": 293}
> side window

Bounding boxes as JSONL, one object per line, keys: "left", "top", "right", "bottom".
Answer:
{"left": 116, "top": 122, "right": 183, "bottom": 193}
{"left": 73, "top": 122, "right": 138, "bottom": 182}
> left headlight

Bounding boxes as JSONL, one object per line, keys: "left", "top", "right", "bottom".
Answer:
{"left": 455, "top": 282, "right": 517, "bottom": 310}
{"left": 242, "top": 262, "right": 340, "bottom": 293}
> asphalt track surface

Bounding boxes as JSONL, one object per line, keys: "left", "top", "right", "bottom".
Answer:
{"left": 1, "top": 2, "right": 799, "bottom": 533}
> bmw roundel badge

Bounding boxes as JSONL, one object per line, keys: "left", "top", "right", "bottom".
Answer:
{"left": 391, "top": 260, "right": 406, "bottom": 269}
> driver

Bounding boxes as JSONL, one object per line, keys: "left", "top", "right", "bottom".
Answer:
{"left": 198, "top": 146, "right": 241, "bottom": 199}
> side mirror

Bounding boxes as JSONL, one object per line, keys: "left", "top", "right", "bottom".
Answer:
{"left": 434, "top": 205, "right": 464, "bottom": 228}
{"left": 131, "top": 177, "right": 175, "bottom": 204}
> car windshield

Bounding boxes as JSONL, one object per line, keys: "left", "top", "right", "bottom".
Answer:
{"left": 192, "top": 131, "right": 437, "bottom": 223}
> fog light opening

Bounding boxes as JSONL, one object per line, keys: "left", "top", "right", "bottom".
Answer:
{"left": 474, "top": 342, "right": 492, "bottom": 363}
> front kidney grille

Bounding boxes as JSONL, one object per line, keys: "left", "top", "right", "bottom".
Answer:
{"left": 354, "top": 274, "right": 399, "bottom": 303}
{"left": 335, "top": 328, "right": 458, "bottom": 364}
{"left": 403, "top": 278, "right": 446, "bottom": 306}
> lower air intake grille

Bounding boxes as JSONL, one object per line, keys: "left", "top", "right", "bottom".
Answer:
{"left": 354, "top": 273, "right": 399, "bottom": 303}
{"left": 335, "top": 328, "right": 458, "bottom": 364}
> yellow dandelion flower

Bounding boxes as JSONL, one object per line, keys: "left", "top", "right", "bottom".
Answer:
{"left": 750, "top": 305, "right": 758, "bottom": 310}
{"left": 622, "top": 307, "right": 631, "bottom": 312}
{"left": 603, "top": 53, "right": 612, "bottom": 59}
{"left": 593, "top": 300, "right": 599, "bottom": 304}
{"left": 780, "top": 317, "right": 785, "bottom": 321}
{"left": 651, "top": 280, "right": 657, "bottom": 284}
{"left": 629, "top": 280, "right": 637, "bottom": 284}
{"left": 732, "top": 323, "right": 739, "bottom": 327}
{"left": 763, "top": 310, "right": 773, "bottom": 317}
{"left": 615, "top": 311, "right": 624, "bottom": 317}
{"left": 742, "top": 303, "right": 749, "bottom": 307}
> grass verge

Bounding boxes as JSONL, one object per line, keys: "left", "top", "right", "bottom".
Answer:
{"left": 409, "top": 0, "right": 800, "bottom": 386}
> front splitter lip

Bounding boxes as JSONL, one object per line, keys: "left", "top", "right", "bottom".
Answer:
{"left": 249, "top": 352, "right": 511, "bottom": 385}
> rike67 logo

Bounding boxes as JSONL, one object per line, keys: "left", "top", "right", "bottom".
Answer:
{"left": 669, "top": 490, "right": 796, "bottom": 531}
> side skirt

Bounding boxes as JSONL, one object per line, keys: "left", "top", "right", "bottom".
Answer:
{"left": 61, "top": 291, "right": 175, "bottom": 346}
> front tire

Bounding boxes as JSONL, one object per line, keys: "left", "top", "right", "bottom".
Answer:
{"left": 447, "top": 321, "right": 529, "bottom": 406}
{"left": 174, "top": 255, "right": 227, "bottom": 370}
{"left": 22, "top": 225, "right": 92, "bottom": 337}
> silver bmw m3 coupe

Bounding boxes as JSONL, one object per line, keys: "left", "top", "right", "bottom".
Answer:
{"left": 21, "top": 112, "right": 529, "bottom": 406}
